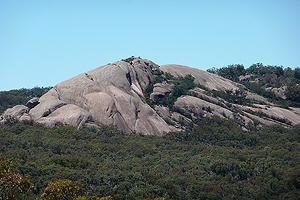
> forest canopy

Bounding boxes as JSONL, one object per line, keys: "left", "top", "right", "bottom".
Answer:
{"left": 0, "top": 118, "right": 300, "bottom": 199}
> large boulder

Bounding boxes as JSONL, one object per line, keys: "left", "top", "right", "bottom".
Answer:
{"left": 150, "top": 82, "right": 173, "bottom": 102}
{"left": 37, "top": 104, "right": 93, "bottom": 129}
{"left": 0, "top": 105, "right": 30, "bottom": 122}
{"left": 29, "top": 96, "right": 67, "bottom": 120}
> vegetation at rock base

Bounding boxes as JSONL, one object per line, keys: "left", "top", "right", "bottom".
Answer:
{"left": 0, "top": 86, "right": 52, "bottom": 114}
{"left": 0, "top": 118, "right": 300, "bottom": 199}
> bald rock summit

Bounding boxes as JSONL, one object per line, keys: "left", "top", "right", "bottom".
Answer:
{"left": 1, "top": 57, "right": 300, "bottom": 134}
{"left": 1, "top": 58, "right": 171, "bottom": 135}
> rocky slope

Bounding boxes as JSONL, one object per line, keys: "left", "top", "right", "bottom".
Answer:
{"left": 1, "top": 57, "right": 300, "bottom": 134}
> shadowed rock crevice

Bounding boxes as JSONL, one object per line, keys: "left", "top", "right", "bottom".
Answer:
{"left": 26, "top": 97, "right": 40, "bottom": 109}
{"left": 126, "top": 72, "right": 132, "bottom": 85}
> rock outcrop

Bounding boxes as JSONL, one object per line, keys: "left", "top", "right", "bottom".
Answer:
{"left": 239, "top": 74, "right": 254, "bottom": 82}
{"left": 150, "top": 82, "right": 173, "bottom": 102}
{"left": 265, "top": 86, "right": 287, "bottom": 99}
{"left": 160, "top": 64, "right": 242, "bottom": 91}
{"left": 1, "top": 57, "right": 300, "bottom": 134}
{"left": 0, "top": 58, "right": 170, "bottom": 135}
{"left": 26, "top": 97, "right": 40, "bottom": 109}
{"left": 1, "top": 105, "right": 31, "bottom": 122}
{"left": 174, "top": 96, "right": 234, "bottom": 120}
{"left": 160, "top": 64, "right": 268, "bottom": 103}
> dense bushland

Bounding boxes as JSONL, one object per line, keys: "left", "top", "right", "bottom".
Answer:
{"left": 1, "top": 119, "right": 300, "bottom": 199}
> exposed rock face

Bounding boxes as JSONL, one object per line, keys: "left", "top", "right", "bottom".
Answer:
{"left": 0, "top": 58, "right": 170, "bottom": 135}
{"left": 154, "top": 105, "right": 171, "bottom": 120}
{"left": 0, "top": 105, "right": 31, "bottom": 122}
{"left": 150, "top": 82, "right": 173, "bottom": 102}
{"left": 252, "top": 104, "right": 300, "bottom": 125}
{"left": 160, "top": 64, "right": 242, "bottom": 91}
{"left": 174, "top": 96, "right": 234, "bottom": 120}
{"left": 160, "top": 64, "right": 268, "bottom": 103}
{"left": 29, "top": 96, "right": 67, "bottom": 120}
{"left": 235, "top": 104, "right": 300, "bottom": 126}
{"left": 37, "top": 104, "right": 93, "bottom": 128}
{"left": 1, "top": 58, "right": 299, "bottom": 134}
{"left": 245, "top": 91, "right": 268, "bottom": 103}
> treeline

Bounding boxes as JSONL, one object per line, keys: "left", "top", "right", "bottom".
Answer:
{"left": 1, "top": 118, "right": 300, "bottom": 199}
{"left": 0, "top": 86, "right": 52, "bottom": 114}
{"left": 207, "top": 63, "right": 300, "bottom": 107}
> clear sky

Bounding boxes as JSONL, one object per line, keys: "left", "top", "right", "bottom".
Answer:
{"left": 1, "top": 0, "right": 300, "bottom": 91}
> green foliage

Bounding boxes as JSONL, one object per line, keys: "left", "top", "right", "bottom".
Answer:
{"left": 0, "top": 155, "right": 32, "bottom": 199}
{"left": 0, "top": 120, "right": 300, "bottom": 199}
{"left": 39, "top": 179, "right": 82, "bottom": 200}
{"left": 0, "top": 86, "right": 52, "bottom": 114}
{"left": 294, "top": 67, "right": 300, "bottom": 80}
{"left": 247, "top": 63, "right": 284, "bottom": 77}
{"left": 207, "top": 64, "right": 245, "bottom": 82}
{"left": 2, "top": 61, "right": 300, "bottom": 199}
{"left": 210, "top": 89, "right": 252, "bottom": 106}
{"left": 145, "top": 70, "right": 196, "bottom": 108}
{"left": 74, "top": 196, "right": 113, "bottom": 200}
{"left": 286, "top": 82, "right": 300, "bottom": 102}
{"left": 207, "top": 63, "right": 300, "bottom": 107}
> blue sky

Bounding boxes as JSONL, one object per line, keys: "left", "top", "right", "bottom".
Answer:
{"left": 1, "top": 0, "right": 300, "bottom": 91}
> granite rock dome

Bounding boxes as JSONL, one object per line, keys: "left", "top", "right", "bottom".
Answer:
{"left": 1, "top": 57, "right": 300, "bottom": 134}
